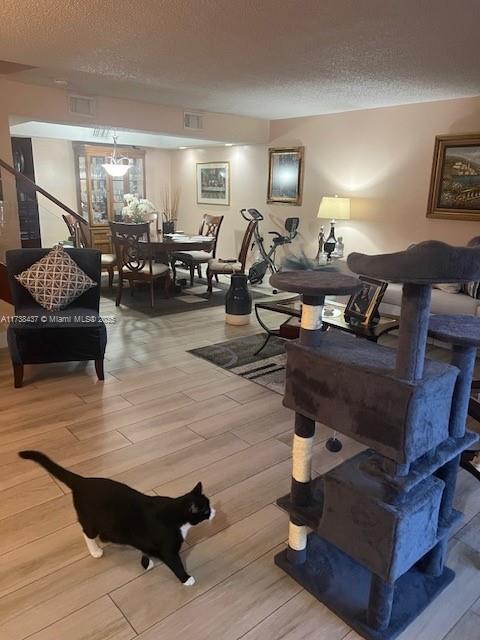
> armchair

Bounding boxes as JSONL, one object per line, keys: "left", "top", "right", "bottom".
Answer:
{"left": 6, "top": 248, "right": 107, "bottom": 388}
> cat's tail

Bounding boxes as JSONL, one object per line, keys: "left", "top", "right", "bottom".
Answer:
{"left": 18, "top": 450, "right": 80, "bottom": 489}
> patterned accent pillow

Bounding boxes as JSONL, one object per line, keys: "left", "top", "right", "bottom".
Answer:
{"left": 15, "top": 245, "right": 97, "bottom": 310}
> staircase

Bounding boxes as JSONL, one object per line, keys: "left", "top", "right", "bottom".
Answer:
{"left": 0, "top": 157, "right": 89, "bottom": 303}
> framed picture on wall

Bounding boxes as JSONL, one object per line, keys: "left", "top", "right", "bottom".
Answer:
{"left": 267, "top": 146, "right": 304, "bottom": 205}
{"left": 427, "top": 133, "right": 480, "bottom": 221}
{"left": 196, "top": 162, "right": 230, "bottom": 206}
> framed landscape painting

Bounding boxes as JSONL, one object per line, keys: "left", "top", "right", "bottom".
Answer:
{"left": 196, "top": 162, "right": 230, "bottom": 206}
{"left": 267, "top": 146, "right": 304, "bottom": 205}
{"left": 427, "top": 134, "right": 480, "bottom": 221}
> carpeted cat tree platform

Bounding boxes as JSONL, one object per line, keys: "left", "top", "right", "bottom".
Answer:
{"left": 270, "top": 241, "right": 480, "bottom": 640}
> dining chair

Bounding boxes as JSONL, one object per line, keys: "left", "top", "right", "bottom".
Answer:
{"left": 109, "top": 221, "right": 170, "bottom": 307}
{"left": 171, "top": 214, "right": 224, "bottom": 286}
{"left": 206, "top": 219, "right": 257, "bottom": 293}
{"left": 62, "top": 215, "right": 116, "bottom": 288}
{"left": 62, "top": 214, "right": 77, "bottom": 245}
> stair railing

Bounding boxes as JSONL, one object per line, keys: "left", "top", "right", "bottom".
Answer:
{"left": 0, "top": 157, "right": 89, "bottom": 232}
{"left": 0, "top": 157, "right": 90, "bottom": 303}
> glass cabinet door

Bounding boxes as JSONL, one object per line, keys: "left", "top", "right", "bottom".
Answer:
{"left": 89, "top": 156, "right": 108, "bottom": 225}
{"left": 74, "top": 144, "right": 146, "bottom": 232}
{"left": 111, "top": 174, "right": 126, "bottom": 221}
{"left": 77, "top": 154, "right": 89, "bottom": 222}
{"left": 127, "top": 158, "right": 145, "bottom": 197}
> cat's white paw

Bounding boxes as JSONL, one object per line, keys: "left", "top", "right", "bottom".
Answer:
{"left": 209, "top": 507, "right": 216, "bottom": 521}
{"left": 146, "top": 558, "right": 154, "bottom": 570}
{"left": 90, "top": 547, "right": 104, "bottom": 558}
{"left": 183, "top": 576, "right": 195, "bottom": 586}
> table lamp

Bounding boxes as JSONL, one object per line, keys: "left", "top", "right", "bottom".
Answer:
{"left": 317, "top": 195, "right": 350, "bottom": 261}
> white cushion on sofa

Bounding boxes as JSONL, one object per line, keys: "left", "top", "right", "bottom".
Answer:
{"left": 381, "top": 283, "right": 480, "bottom": 316}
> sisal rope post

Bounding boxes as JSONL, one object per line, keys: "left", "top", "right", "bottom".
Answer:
{"left": 299, "top": 294, "right": 325, "bottom": 346}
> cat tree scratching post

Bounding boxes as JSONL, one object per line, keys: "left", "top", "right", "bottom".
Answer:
{"left": 423, "top": 314, "right": 480, "bottom": 577}
{"left": 270, "top": 272, "right": 362, "bottom": 566}
{"left": 271, "top": 241, "right": 480, "bottom": 640}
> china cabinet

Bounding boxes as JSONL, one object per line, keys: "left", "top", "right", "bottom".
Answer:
{"left": 73, "top": 143, "right": 146, "bottom": 252}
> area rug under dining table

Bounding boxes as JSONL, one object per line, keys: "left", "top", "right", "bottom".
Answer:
{"left": 101, "top": 278, "right": 267, "bottom": 317}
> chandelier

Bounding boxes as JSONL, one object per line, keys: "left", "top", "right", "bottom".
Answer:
{"left": 102, "top": 135, "right": 130, "bottom": 177}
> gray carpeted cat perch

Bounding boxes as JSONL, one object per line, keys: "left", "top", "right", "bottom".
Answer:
{"left": 270, "top": 241, "right": 480, "bottom": 640}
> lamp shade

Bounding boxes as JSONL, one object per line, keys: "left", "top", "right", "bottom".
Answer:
{"left": 317, "top": 196, "right": 350, "bottom": 220}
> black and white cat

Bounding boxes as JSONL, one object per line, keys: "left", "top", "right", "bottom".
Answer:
{"left": 19, "top": 450, "right": 215, "bottom": 585}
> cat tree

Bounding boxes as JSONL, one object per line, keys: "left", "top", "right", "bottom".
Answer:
{"left": 270, "top": 241, "right": 480, "bottom": 640}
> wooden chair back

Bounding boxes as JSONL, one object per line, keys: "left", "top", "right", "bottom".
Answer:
{"left": 109, "top": 221, "right": 152, "bottom": 276}
{"left": 62, "top": 214, "right": 76, "bottom": 242}
{"left": 198, "top": 214, "right": 224, "bottom": 258}
{"left": 62, "top": 214, "right": 91, "bottom": 249}
{"left": 238, "top": 220, "right": 257, "bottom": 271}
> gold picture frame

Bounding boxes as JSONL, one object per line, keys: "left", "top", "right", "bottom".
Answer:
{"left": 427, "top": 133, "right": 480, "bottom": 221}
{"left": 267, "top": 146, "right": 304, "bottom": 206}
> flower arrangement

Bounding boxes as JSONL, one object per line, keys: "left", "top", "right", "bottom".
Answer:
{"left": 122, "top": 194, "right": 157, "bottom": 223}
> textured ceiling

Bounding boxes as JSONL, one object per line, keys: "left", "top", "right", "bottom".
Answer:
{"left": 1, "top": 0, "right": 480, "bottom": 119}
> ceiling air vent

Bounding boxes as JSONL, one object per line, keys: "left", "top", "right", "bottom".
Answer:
{"left": 68, "top": 94, "right": 96, "bottom": 117}
{"left": 184, "top": 112, "right": 203, "bottom": 130}
{"left": 92, "top": 127, "right": 111, "bottom": 138}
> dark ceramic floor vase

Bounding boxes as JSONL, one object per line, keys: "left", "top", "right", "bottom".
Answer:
{"left": 225, "top": 273, "right": 252, "bottom": 325}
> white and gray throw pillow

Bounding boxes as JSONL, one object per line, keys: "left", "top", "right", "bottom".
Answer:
{"left": 433, "top": 283, "right": 462, "bottom": 294}
{"left": 15, "top": 245, "right": 96, "bottom": 311}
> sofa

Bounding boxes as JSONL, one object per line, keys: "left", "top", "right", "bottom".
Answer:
{"left": 380, "top": 236, "right": 480, "bottom": 318}
{"left": 380, "top": 283, "right": 480, "bottom": 317}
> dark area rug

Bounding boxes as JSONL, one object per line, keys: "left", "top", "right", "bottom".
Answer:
{"left": 189, "top": 333, "right": 287, "bottom": 394}
{"left": 101, "top": 278, "right": 266, "bottom": 317}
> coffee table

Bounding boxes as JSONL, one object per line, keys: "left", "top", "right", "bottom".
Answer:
{"left": 254, "top": 295, "right": 399, "bottom": 354}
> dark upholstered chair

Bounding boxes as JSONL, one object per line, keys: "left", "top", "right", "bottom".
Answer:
{"left": 170, "top": 214, "right": 224, "bottom": 286}
{"left": 206, "top": 219, "right": 257, "bottom": 293}
{"left": 109, "top": 221, "right": 170, "bottom": 308}
{"left": 6, "top": 248, "right": 107, "bottom": 388}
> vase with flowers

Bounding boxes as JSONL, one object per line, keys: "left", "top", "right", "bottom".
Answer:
{"left": 161, "top": 186, "right": 179, "bottom": 234}
{"left": 122, "top": 194, "right": 157, "bottom": 224}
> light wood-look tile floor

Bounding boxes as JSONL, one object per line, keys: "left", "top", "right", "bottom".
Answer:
{"left": 1, "top": 294, "right": 480, "bottom": 640}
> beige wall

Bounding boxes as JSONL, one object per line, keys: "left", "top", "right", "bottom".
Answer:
{"left": 172, "top": 145, "right": 267, "bottom": 258}
{"left": 269, "top": 96, "right": 480, "bottom": 255}
{"left": 2, "top": 82, "right": 480, "bottom": 264}
{"left": 0, "top": 73, "right": 268, "bottom": 257}
{"left": 32, "top": 137, "right": 77, "bottom": 247}
{"left": 144, "top": 148, "right": 172, "bottom": 214}
{"left": 0, "top": 76, "right": 269, "bottom": 146}
{"left": 174, "top": 96, "right": 480, "bottom": 261}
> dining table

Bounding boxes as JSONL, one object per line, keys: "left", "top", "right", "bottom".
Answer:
{"left": 140, "top": 230, "right": 215, "bottom": 253}
{"left": 138, "top": 230, "right": 215, "bottom": 284}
